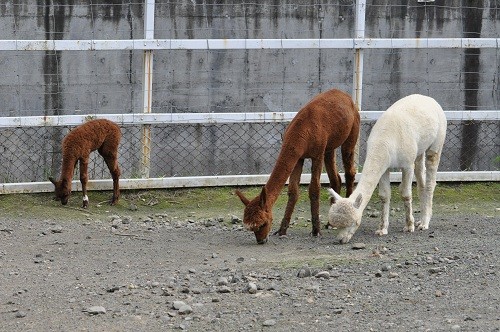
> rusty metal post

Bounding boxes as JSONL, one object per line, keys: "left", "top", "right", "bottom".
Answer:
{"left": 353, "top": 0, "right": 366, "bottom": 170}
{"left": 141, "top": 0, "right": 155, "bottom": 178}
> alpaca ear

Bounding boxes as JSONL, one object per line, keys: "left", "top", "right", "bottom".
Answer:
{"left": 235, "top": 190, "right": 250, "bottom": 206}
{"left": 353, "top": 193, "right": 362, "bottom": 209}
{"left": 259, "top": 187, "right": 268, "bottom": 209}
{"left": 327, "top": 188, "right": 342, "bottom": 204}
{"left": 49, "top": 177, "right": 56, "bottom": 185}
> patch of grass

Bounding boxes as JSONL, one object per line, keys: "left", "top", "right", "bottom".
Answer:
{"left": 0, "top": 182, "right": 497, "bottom": 221}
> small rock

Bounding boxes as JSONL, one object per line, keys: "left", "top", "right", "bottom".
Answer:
{"left": 435, "top": 290, "right": 444, "bottom": 297}
{"left": 217, "top": 286, "right": 231, "bottom": 293}
{"left": 297, "top": 266, "right": 311, "bottom": 278}
{"left": 315, "top": 271, "right": 330, "bottom": 279}
{"left": 381, "top": 264, "right": 391, "bottom": 271}
{"left": 231, "top": 215, "right": 242, "bottom": 224}
{"left": 173, "top": 301, "right": 186, "bottom": 310}
{"left": 15, "top": 311, "right": 27, "bottom": 318}
{"left": 263, "top": 319, "right": 276, "bottom": 327}
{"left": 352, "top": 243, "right": 366, "bottom": 250}
{"left": 451, "top": 324, "right": 461, "bottom": 330}
{"left": 246, "top": 282, "right": 258, "bottom": 294}
{"left": 178, "top": 304, "right": 192, "bottom": 315}
{"left": 374, "top": 270, "right": 383, "bottom": 277}
{"left": 388, "top": 272, "right": 399, "bottom": 279}
{"left": 217, "top": 277, "right": 229, "bottom": 286}
{"left": 332, "top": 308, "right": 343, "bottom": 314}
{"left": 85, "top": 306, "right": 106, "bottom": 315}
{"left": 429, "top": 267, "right": 446, "bottom": 274}
{"left": 51, "top": 225, "right": 63, "bottom": 233}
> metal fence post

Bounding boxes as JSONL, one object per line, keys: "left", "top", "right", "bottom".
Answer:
{"left": 141, "top": 0, "right": 155, "bottom": 179}
{"left": 353, "top": 0, "right": 366, "bottom": 169}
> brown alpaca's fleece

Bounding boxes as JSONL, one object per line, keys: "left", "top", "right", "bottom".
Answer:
{"left": 235, "top": 88, "right": 360, "bottom": 244}
{"left": 49, "top": 119, "right": 121, "bottom": 208}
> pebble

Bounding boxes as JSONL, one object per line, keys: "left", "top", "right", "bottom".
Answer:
{"left": 297, "top": 266, "right": 311, "bottom": 278}
{"left": 381, "top": 264, "right": 391, "bottom": 271}
{"left": 178, "top": 304, "right": 192, "bottom": 315}
{"left": 217, "top": 286, "right": 231, "bottom": 293}
{"left": 15, "top": 311, "right": 27, "bottom": 318}
{"left": 263, "top": 319, "right": 276, "bottom": 327}
{"left": 85, "top": 306, "right": 106, "bottom": 315}
{"left": 217, "top": 277, "right": 229, "bottom": 286}
{"left": 51, "top": 225, "right": 63, "bottom": 233}
{"left": 231, "top": 215, "right": 242, "bottom": 224}
{"left": 173, "top": 301, "right": 186, "bottom": 310}
{"left": 315, "top": 271, "right": 330, "bottom": 279}
{"left": 246, "top": 282, "right": 258, "bottom": 294}
{"left": 352, "top": 243, "right": 366, "bottom": 250}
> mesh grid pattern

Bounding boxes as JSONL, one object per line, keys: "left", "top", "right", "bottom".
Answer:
{"left": 1, "top": 120, "right": 498, "bottom": 184}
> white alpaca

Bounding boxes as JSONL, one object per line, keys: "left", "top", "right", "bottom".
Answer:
{"left": 327, "top": 94, "right": 447, "bottom": 244}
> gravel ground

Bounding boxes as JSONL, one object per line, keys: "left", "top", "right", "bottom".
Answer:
{"left": 0, "top": 189, "right": 499, "bottom": 332}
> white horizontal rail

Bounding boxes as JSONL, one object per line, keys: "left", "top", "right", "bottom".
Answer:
{"left": 0, "top": 111, "right": 498, "bottom": 128}
{"left": 0, "top": 38, "right": 497, "bottom": 51}
{"left": 1, "top": 171, "right": 498, "bottom": 195}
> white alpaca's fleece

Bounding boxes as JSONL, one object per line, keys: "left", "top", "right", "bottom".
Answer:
{"left": 328, "top": 94, "right": 447, "bottom": 244}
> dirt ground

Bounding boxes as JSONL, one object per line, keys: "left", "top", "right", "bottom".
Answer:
{"left": 0, "top": 183, "right": 499, "bottom": 332}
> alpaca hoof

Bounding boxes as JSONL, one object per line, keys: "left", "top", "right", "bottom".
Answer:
{"left": 375, "top": 229, "right": 388, "bottom": 236}
{"left": 417, "top": 224, "right": 429, "bottom": 231}
{"left": 337, "top": 235, "right": 351, "bottom": 244}
{"left": 403, "top": 225, "right": 415, "bottom": 233}
{"left": 273, "top": 229, "right": 287, "bottom": 237}
{"left": 310, "top": 231, "right": 322, "bottom": 238}
{"left": 82, "top": 201, "right": 89, "bottom": 209}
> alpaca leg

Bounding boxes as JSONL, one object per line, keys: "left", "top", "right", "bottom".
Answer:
{"left": 100, "top": 148, "right": 121, "bottom": 205}
{"left": 375, "top": 170, "right": 391, "bottom": 236}
{"left": 400, "top": 166, "right": 416, "bottom": 233}
{"left": 275, "top": 159, "right": 304, "bottom": 237}
{"left": 418, "top": 150, "right": 441, "bottom": 230}
{"left": 340, "top": 126, "right": 359, "bottom": 197}
{"left": 414, "top": 154, "right": 426, "bottom": 228}
{"left": 324, "top": 149, "right": 341, "bottom": 194}
{"left": 79, "top": 159, "right": 89, "bottom": 208}
{"left": 309, "top": 157, "right": 323, "bottom": 237}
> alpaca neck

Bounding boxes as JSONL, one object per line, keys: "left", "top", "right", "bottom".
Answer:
{"left": 264, "top": 151, "right": 302, "bottom": 207}
{"left": 60, "top": 155, "right": 77, "bottom": 182}
{"left": 352, "top": 154, "right": 390, "bottom": 212}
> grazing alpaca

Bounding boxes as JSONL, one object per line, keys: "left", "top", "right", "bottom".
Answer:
{"left": 49, "top": 119, "right": 121, "bottom": 208}
{"left": 235, "top": 89, "right": 360, "bottom": 244}
{"left": 327, "top": 94, "right": 447, "bottom": 244}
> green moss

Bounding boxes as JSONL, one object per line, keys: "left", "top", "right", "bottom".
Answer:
{"left": 0, "top": 182, "right": 498, "bottom": 221}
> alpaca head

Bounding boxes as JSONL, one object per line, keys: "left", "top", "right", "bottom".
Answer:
{"left": 235, "top": 188, "right": 273, "bottom": 244}
{"left": 49, "top": 177, "right": 71, "bottom": 205}
{"left": 327, "top": 188, "right": 363, "bottom": 244}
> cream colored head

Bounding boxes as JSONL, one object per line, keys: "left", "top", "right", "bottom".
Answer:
{"left": 327, "top": 188, "right": 363, "bottom": 244}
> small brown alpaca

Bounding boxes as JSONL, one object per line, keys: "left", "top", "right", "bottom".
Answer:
{"left": 49, "top": 119, "right": 121, "bottom": 208}
{"left": 235, "top": 89, "right": 360, "bottom": 244}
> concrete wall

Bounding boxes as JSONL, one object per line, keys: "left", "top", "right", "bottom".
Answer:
{"left": 0, "top": 1, "right": 498, "bottom": 183}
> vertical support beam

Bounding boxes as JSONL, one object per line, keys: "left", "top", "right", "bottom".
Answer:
{"left": 141, "top": 0, "right": 155, "bottom": 178}
{"left": 352, "top": 0, "right": 366, "bottom": 169}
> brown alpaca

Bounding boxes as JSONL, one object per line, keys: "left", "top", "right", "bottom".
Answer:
{"left": 235, "top": 89, "right": 360, "bottom": 244}
{"left": 49, "top": 119, "right": 121, "bottom": 208}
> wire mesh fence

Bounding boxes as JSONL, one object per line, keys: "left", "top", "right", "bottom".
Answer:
{"left": 0, "top": 1, "right": 499, "bottom": 191}
{"left": 1, "top": 119, "right": 498, "bottom": 185}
